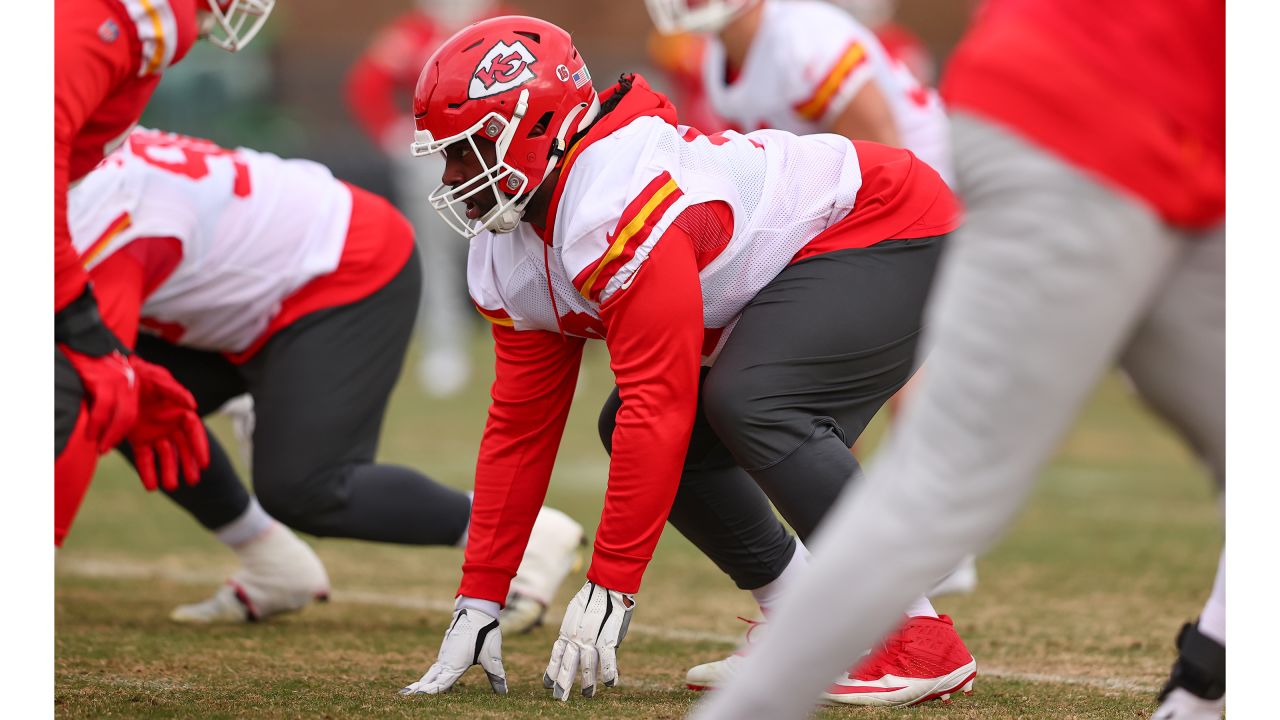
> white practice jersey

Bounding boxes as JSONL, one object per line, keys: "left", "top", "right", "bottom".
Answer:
{"left": 68, "top": 128, "right": 353, "bottom": 353}
{"left": 467, "top": 115, "right": 862, "bottom": 363}
{"left": 702, "top": 0, "right": 952, "bottom": 183}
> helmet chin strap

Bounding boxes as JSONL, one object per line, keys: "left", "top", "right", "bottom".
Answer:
{"left": 485, "top": 93, "right": 602, "bottom": 234}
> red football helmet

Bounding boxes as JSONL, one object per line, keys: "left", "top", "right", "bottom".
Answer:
{"left": 411, "top": 16, "right": 600, "bottom": 237}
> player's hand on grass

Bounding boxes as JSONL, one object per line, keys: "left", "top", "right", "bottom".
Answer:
{"left": 543, "top": 581, "right": 634, "bottom": 701}
{"left": 401, "top": 600, "right": 507, "bottom": 696}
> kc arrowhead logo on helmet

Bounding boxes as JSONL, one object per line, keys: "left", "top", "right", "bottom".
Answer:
{"left": 470, "top": 41, "right": 539, "bottom": 100}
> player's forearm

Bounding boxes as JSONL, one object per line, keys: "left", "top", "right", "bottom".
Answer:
{"left": 457, "top": 327, "right": 584, "bottom": 603}
{"left": 590, "top": 231, "right": 704, "bottom": 592}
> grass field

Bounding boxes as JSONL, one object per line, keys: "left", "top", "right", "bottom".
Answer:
{"left": 55, "top": 339, "right": 1223, "bottom": 719}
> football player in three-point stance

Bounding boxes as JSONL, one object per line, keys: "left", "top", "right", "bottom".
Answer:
{"left": 400, "top": 15, "right": 974, "bottom": 706}
{"left": 691, "top": 0, "right": 1226, "bottom": 718}
{"left": 645, "top": 0, "right": 975, "bottom": 698}
{"left": 55, "top": 0, "right": 274, "bottom": 546}
{"left": 66, "top": 128, "right": 584, "bottom": 631}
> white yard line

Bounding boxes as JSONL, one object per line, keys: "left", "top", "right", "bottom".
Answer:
{"left": 58, "top": 556, "right": 1160, "bottom": 694}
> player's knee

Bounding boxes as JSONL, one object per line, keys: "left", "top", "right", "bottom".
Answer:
{"left": 254, "top": 465, "right": 352, "bottom": 536}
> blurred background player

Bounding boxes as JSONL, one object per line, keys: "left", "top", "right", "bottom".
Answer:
{"left": 55, "top": 0, "right": 275, "bottom": 546}
{"left": 402, "top": 16, "right": 972, "bottom": 705}
{"left": 691, "top": 0, "right": 1225, "bottom": 718}
{"left": 345, "top": 0, "right": 513, "bottom": 397}
{"left": 67, "top": 127, "right": 585, "bottom": 632}
{"left": 645, "top": 0, "right": 951, "bottom": 182}
{"left": 643, "top": 0, "right": 974, "bottom": 684}
{"left": 831, "top": 0, "right": 937, "bottom": 85}
{"left": 645, "top": 30, "right": 731, "bottom": 134}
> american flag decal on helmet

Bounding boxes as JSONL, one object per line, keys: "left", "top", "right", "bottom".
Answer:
{"left": 571, "top": 65, "right": 591, "bottom": 89}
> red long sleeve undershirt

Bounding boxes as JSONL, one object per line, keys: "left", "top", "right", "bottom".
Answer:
{"left": 55, "top": 3, "right": 135, "bottom": 311}
{"left": 458, "top": 220, "right": 705, "bottom": 602}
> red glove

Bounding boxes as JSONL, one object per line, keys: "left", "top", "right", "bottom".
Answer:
{"left": 59, "top": 346, "right": 138, "bottom": 453}
{"left": 126, "top": 357, "right": 210, "bottom": 492}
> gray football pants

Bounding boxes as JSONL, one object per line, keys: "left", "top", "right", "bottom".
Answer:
{"left": 692, "top": 112, "right": 1225, "bottom": 720}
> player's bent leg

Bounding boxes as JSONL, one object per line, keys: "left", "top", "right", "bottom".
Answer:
{"left": 1119, "top": 224, "right": 1225, "bottom": 489}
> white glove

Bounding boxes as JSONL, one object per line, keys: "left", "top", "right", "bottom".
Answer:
{"left": 401, "top": 601, "right": 507, "bottom": 696}
{"left": 543, "top": 581, "right": 635, "bottom": 700}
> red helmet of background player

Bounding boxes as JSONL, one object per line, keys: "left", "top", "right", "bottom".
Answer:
{"left": 200, "top": 0, "right": 275, "bottom": 52}
{"left": 411, "top": 16, "right": 600, "bottom": 238}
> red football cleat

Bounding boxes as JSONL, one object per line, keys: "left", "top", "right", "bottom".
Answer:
{"left": 824, "top": 614, "right": 977, "bottom": 706}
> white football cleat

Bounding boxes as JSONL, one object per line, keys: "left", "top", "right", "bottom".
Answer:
{"left": 1152, "top": 622, "right": 1225, "bottom": 719}
{"left": 171, "top": 523, "right": 330, "bottom": 623}
{"left": 499, "top": 507, "right": 585, "bottom": 634}
{"left": 928, "top": 554, "right": 978, "bottom": 596}
{"left": 1152, "top": 688, "right": 1225, "bottom": 720}
{"left": 686, "top": 617, "right": 765, "bottom": 690}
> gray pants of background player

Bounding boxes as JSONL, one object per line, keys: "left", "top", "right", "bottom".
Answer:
{"left": 692, "top": 112, "right": 1226, "bottom": 720}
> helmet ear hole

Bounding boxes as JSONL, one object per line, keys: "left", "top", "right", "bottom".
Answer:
{"left": 525, "top": 111, "right": 556, "bottom": 140}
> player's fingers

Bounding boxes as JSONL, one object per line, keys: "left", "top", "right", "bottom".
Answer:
{"left": 544, "top": 637, "right": 567, "bottom": 689}
{"left": 478, "top": 634, "right": 507, "bottom": 695}
{"left": 156, "top": 439, "right": 179, "bottom": 492}
{"left": 135, "top": 444, "right": 158, "bottom": 492}
{"left": 553, "top": 641, "right": 580, "bottom": 701}
{"left": 579, "top": 643, "right": 599, "bottom": 698}
{"left": 186, "top": 415, "right": 211, "bottom": 472}
{"left": 172, "top": 418, "right": 205, "bottom": 485}
{"left": 600, "top": 644, "right": 619, "bottom": 688}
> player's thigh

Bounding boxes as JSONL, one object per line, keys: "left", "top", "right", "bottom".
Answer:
{"left": 705, "top": 237, "right": 943, "bottom": 460}
{"left": 244, "top": 253, "right": 420, "bottom": 480}
{"left": 132, "top": 334, "right": 247, "bottom": 416}
{"left": 904, "top": 113, "right": 1182, "bottom": 486}
{"left": 1119, "top": 224, "right": 1225, "bottom": 487}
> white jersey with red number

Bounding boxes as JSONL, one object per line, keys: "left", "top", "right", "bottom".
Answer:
{"left": 467, "top": 115, "right": 861, "bottom": 362}
{"left": 67, "top": 128, "right": 353, "bottom": 353}
{"left": 702, "top": 0, "right": 952, "bottom": 183}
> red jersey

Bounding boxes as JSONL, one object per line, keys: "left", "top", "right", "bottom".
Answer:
{"left": 941, "top": 0, "right": 1224, "bottom": 228}
{"left": 55, "top": 0, "right": 199, "bottom": 311}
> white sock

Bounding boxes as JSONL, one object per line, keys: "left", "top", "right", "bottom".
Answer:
{"left": 1197, "top": 550, "right": 1226, "bottom": 645}
{"left": 454, "top": 492, "right": 473, "bottom": 550}
{"left": 903, "top": 595, "right": 939, "bottom": 619}
{"left": 752, "top": 540, "right": 810, "bottom": 615}
{"left": 456, "top": 595, "right": 502, "bottom": 618}
{"left": 214, "top": 498, "right": 274, "bottom": 548}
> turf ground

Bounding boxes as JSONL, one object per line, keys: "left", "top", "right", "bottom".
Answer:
{"left": 55, "top": 339, "right": 1223, "bottom": 719}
